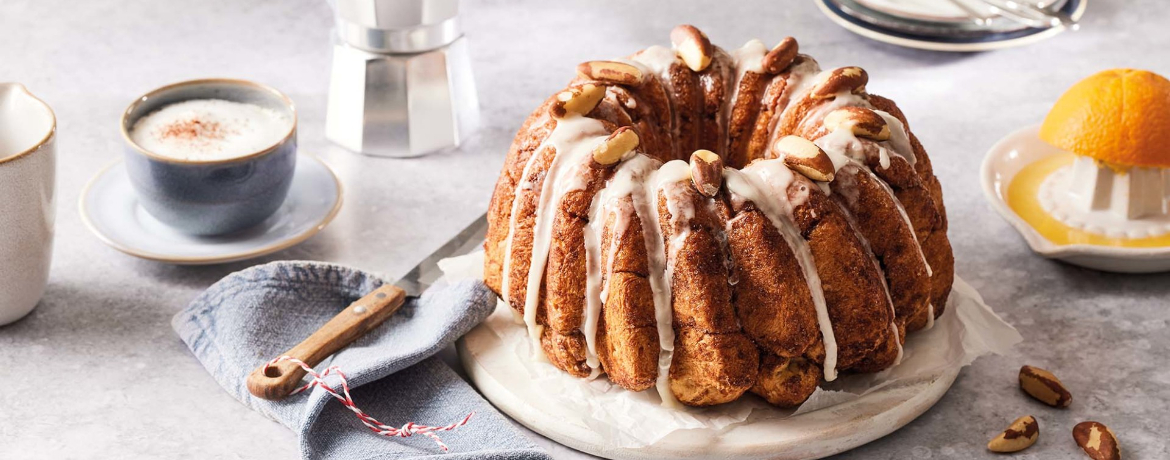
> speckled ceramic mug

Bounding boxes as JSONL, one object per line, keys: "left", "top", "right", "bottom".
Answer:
{"left": 121, "top": 79, "right": 297, "bottom": 236}
{"left": 0, "top": 83, "right": 56, "bottom": 326}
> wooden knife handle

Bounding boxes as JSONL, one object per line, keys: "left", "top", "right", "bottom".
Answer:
{"left": 245, "top": 284, "right": 407, "bottom": 401}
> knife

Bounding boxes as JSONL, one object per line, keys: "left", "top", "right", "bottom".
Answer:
{"left": 246, "top": 213, "right": 488, "bottom": 400}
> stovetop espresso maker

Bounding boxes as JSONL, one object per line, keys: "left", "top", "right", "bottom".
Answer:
{"left": 326, "top": 0, "right": 479, "bottom": 157}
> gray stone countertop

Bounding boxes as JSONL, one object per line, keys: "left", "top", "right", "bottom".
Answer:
{"left": 1, "top": 0, "right": 1167, "bottom": 458}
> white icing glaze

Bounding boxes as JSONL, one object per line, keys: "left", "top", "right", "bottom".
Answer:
{"left": 890, "top": 321, "right": 904, "bottom": 365}
{"left": 583, "top": 173, "right": 608, "bottom": 377}
{"left": 630, "top": 155, "right": 683, "bottom": 407}
{"left": 924, "top": 303, "right": 935, "bottom": 330}
{"left": 731, "top": 40, "right": 767, "bottom": 76}
{"left": 631, "top": 45, "right": 679, "bottom": 77}
{"left": 657, "top": 160, "right": 697, "bottom": 271}
{"left": 815, "top": 128, "right": 866, "bottom": 171}
{"left": 781, "top": 60, "right": 825, "bottom": 107}
{"left": 874, "top": 110, "right": 916, "bottom": 166}
{"left": 509, "top": 115, "right": 611, "bottom": 361}
{"left": 724, "top": 160, "right": 838, "bottom": 381}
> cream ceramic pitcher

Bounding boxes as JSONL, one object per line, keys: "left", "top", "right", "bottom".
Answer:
{"left": 0, "top": 83, "right": 56, "bottom": 326}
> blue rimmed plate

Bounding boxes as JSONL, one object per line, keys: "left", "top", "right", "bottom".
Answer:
{"left": 817, "top": 0, "right": 1087, "bottom": 52}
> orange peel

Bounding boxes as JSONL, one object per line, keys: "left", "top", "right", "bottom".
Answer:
{"left": 1039, "top": 68, "right": 1170, "bottom": 169}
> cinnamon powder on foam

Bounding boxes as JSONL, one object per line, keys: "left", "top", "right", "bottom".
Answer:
{"left": 156, "top": 118, "right": 238, "bottom": 151}
{"left": 130, "top": 99, "right": 290, "bottom": 161}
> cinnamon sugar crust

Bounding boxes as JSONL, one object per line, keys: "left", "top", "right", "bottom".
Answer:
{"left": 483, "top": 28, "right": 954, "bottom": 408}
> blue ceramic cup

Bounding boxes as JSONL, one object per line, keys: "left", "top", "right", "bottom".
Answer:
{"left": 121, "top": 79, "right": 297, "bottom": 236}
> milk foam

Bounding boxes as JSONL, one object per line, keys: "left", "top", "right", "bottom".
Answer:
{"left": 130, "top": 99, "right": 292, "bottom": 161}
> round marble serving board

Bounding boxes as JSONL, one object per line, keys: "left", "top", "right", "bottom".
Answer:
{"left": 458, "top": 311, "right": 961, "bottom": 460}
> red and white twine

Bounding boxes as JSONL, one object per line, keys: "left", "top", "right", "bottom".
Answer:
{"left": 265, "top": 356, "right": 474, "bottom": 452}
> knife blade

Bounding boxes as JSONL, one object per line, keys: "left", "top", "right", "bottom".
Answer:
{"left": 393, "top": 213, "right": 488, "bottom": 297}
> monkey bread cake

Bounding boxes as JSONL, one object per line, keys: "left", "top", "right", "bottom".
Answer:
{"left": 483, "top": 25, "right": 954, "bottom": 408}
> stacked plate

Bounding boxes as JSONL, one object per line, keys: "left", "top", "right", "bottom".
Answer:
{"left": 817, "top": 0, "right": 1087, "bottom": 51}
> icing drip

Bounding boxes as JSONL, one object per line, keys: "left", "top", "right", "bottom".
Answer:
{"left": 630, "top": 45, "right": 679, "bottom": 77}
{"left": 890, "top": 321, "right": 904, "bottom": 365}
{"left": 731, "top": 40, "right": 767, "bottom": 77}
{"left": 724, "top": 160, "right": 839, "bottom": 381}
{"left": 514, "top": 115, "right": 611, "bottom": 361}
{"left": 633, "top": 155, "right": 684, "bottom": 407}
{"left": 873, "top": 110, "right": 916, "bottom": 166}
{"left": 583, "top": 174, "right": 608, "bottom": 377}
{"left": 500, "top": 150, "right": 540, "bottom": 307}
{"left": 657, "top": 160, "right": 697, "bottom": 272}
{"left": 925, "top": 303, "right": 935, "bottom": 330}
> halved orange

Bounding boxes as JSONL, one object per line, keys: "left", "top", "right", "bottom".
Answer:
{"left": 1039, "top": 69, "right": 1170, "bottom": 168}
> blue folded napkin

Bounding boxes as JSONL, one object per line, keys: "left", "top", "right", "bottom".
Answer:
{"left": 172, "top": 261, "right": 551, "bottom": 460}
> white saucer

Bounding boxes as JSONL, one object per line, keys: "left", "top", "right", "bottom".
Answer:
{"left": 981, "top": 125, "right": 1170, "bottom": 273}
{"left": 80, "top": 154, "right": 343, "bottom": 265}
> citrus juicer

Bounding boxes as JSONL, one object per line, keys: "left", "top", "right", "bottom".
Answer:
{"left": 326, "top": 0, "right": 479, "bottom": 157}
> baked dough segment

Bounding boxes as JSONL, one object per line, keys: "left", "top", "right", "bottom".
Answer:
{"left": 541, "top": 156, "right": 614, "bottom": 377}
{"left": 725, "top": 60, "right": 772, "bottom": 168}
{"left": 537, "top": 91, "right": 639, "bottom": 376}
{"left": 659, "top": 181, "right": 757, "bottom": 406}
{"left": 866, "top": 95, "right": 954, "bottom": 329}
{"left": 484, "top": 98, "right": 558, "bottom": 299}
{"left": 751, "top": 354, "right": 821, "bottom": 407}
{"left": 789, "top": 177, "right": 892, "bottom": 371}
{"left": 831, "top": 164, "right": 930, "bottom": 326}
{"left": 696, "top": 50, "right": 733, "bottom": 158}
{"left": 724, "top": 201, "right": 819, "bottom": 359}
{"left": 663, "top": 58, "right": 703, "bottom": 159}
{"left": 741, "top": 56, "right": 820, "bottom": 167}
{"left": 501, "top": 143, "right": 555, "bottom": 313}
{"left": 596, "top": 198, "right": 660, "bottom": 391}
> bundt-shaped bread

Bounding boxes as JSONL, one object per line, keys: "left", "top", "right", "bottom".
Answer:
{"left": 484, "top": 25, "right": 954, "bottom": 408}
